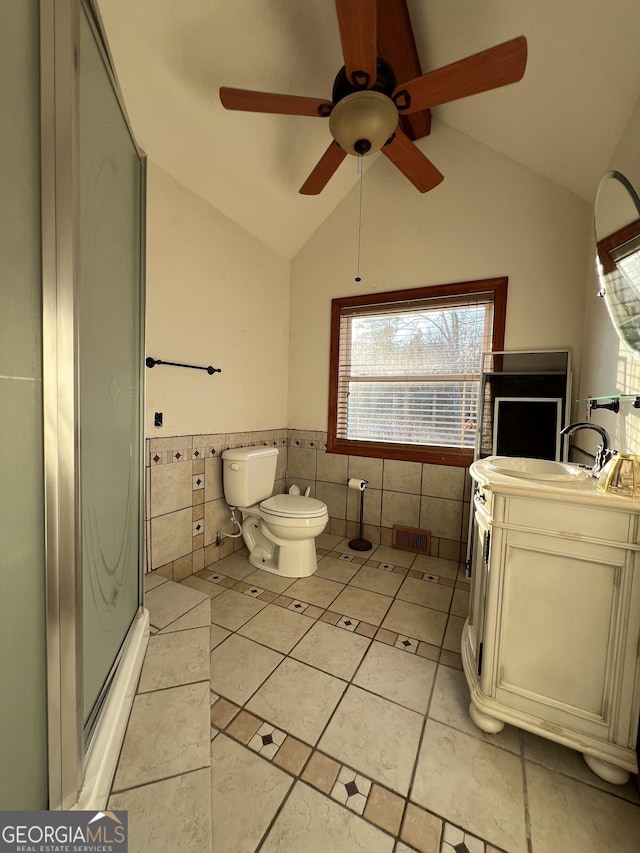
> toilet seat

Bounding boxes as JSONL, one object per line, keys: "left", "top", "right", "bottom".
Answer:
{"left": 260, "top": 493, "right": 327, "bottom": 519}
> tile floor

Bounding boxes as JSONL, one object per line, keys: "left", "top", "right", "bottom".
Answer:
{"left": 111, "top": 533, "right": 640, "bottom": 852}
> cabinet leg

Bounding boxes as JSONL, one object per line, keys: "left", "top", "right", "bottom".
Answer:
{"left": 468, "top": 702, "right": 505, "bottom": 734}
{"left": 583, "top": 754, "right": 630, "bottom": 785}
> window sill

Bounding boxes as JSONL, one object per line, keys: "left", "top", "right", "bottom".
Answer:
{"left": 327, "top": 436, "right": 473, "bottom": 467}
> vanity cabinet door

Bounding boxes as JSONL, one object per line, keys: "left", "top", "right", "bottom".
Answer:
{"left": 467, "top": 508, "right": 490, "bottom": 674}
{"left": 490, "top": 529, "right": 636, "bottom": 742}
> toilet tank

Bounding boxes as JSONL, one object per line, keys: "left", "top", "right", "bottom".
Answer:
{"left": 222, "top": 446, "right": 278, "bottom": 507}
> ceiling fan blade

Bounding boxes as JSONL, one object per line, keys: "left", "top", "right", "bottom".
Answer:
{"left": 335, "top": 0, "right": 377, "bottom": 88}
{"left": 393, "top": 36, "right": 527, "bottom": 114}
{"left": 382, "top": 129, "right": 444, "bottom": 193}
{"left": 220, "top": 87, "right": 332, "bottom": 118}
{"left": 300, "top": 141, "right": 348, "bottom": 195}
{"left": 376, "top": 0, "right": 430, "bottom": 141}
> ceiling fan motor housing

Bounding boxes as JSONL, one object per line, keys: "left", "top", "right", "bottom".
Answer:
{"left": 331, "top": 58, "right": 398, "bottom": 103}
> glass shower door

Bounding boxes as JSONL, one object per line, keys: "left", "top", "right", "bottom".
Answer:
{"left": 78, "top": 5, "right": 143, "bottom": 733}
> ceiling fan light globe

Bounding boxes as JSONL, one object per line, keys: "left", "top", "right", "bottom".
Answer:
{"left": 329, "top": 91, "right": 398, "bottom": 156}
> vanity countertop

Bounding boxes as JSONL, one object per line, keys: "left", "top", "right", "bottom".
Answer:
{"left": 470, "top": 456, "right": 640, "bottom": 511}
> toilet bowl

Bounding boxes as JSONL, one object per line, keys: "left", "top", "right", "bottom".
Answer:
{"left": 239, "top": 494, "right": 328, "bottom": 577}
{"left": 222, "top": 446, "right": 328, "bottom": 578}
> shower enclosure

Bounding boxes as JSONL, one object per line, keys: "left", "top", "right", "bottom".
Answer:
{"left": 41, "top": 0, "right": 147, "bottom": 809}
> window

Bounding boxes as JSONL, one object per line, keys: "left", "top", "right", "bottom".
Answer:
{"left": 328, "top": 278, "right": 508, "bottom": 466}
{"left": 596, "top": 217, "right": 640, "bottom": 355}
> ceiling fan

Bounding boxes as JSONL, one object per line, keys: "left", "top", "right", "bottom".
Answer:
{"left": 219, "top": 0, "right": 527, "bottom": 195}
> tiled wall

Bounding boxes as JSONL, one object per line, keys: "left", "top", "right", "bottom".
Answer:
{"left": 146, "top": 429, "right": 288, "bottom": 579}
{"left": 286, "top": 430, "right": 472, "bottom": 563}
{"left": 146, "top": 427, "right": 471, "bottom": 580}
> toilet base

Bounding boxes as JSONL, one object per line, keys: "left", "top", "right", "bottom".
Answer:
{"left": 241, "top": 517, "right": 319, "bottom": 578}
{"left": 248, "top": 549, "right": 279, "bottom": 574}
{"left": 247, "top": 539, "right": 318, "bottom": 578}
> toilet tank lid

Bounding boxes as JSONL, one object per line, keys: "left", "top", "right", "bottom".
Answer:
{"left": 260, "top": 494, "right": 327, "bottom": 518}
{"left": 222, "top": 446, "right": 279, "bottom": 461}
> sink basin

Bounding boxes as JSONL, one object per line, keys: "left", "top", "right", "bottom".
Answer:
{"left": 486, "top": 457, "right": 591, "bottom": 481}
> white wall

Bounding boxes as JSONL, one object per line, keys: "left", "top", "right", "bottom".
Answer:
{"left": 288, "top": 122, "right": 592, "bottom": 430}
{"left": 577, "top": 97, "right": 640, "bottom": 457}
{"left": 145, "top": 162, "right": 291, "bottom": 436}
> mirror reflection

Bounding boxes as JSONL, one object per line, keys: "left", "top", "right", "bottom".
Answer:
{"left": 594, "top": 171, "right": 640, "bottom": 356}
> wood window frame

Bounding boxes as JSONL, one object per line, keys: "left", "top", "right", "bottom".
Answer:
{"left": 327, "top": 278, "right": 508, "bottom": 467}
{"left": 597, "top": 218, "right": 640, "bottom": 275}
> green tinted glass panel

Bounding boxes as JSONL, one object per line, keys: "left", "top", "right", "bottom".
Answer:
{"left": 79, "top": 7, "right": 142, "bottom": 726}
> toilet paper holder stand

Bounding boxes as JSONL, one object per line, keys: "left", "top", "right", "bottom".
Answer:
{"left": 348, "top": 478, "right": 372, "bottom": 552}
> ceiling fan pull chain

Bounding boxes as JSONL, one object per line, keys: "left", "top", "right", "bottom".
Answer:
{"left": 355, "top": 155, "right": 364, "bottom": 282}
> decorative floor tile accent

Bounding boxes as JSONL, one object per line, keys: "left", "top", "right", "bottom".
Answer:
{"left": 339, "top": 553, "right": 354, "bottom": 562}
{"left": 401, "top": 803, "right": 444, "bottom": 852}
{"left": 301, "top": 751, "right": 341, "bottom": 794}
{"left": 424, "top": 574, "right": 440, "bottom": 583}
{"left": 287, "top": 599, "right": 308, "bottom": 613}
{"left": 249, "top": 722, "right": 287, "bottom": 759}
{"left": 376, "top": 627, "right": 399, "bottom": 646}
{"left": 395, "top": 635, "right": 419, "bottom": 654}
{"left": 355, "top": 621, "right": 377, "bottom": 638}
{"left": 245, "top": 585, "right": 265, "bottom": 598}
{"left": 441, "top": 822, "right": 485, "bottom": 853}
{"left": 226, "top": 710, "right": 262, "bottom": 744}
{"left": 272, "top": 736, "right": 313, "bottom": 776}
{"left": 319, "top": 610, "right": 341, "bottom": 625}
{"left": 258, "top": 590, "right": 278, "bottom": 603}
{"left": 210, "top": 697, "right": 240, "bottom": 730}
{"left": 392, "top": 566, "right": 410, "bottom": 577}
{"left": 209, "top": 572, "right": 226, "bottom": 583}
{"left": 337, "top": 616, "right": 359, "bottom": 632}
{"left": 379, "top": 562, "right": 395, "bottom": 571}
{"left": 330, "top": 766, "right": 372, "bottom": 815}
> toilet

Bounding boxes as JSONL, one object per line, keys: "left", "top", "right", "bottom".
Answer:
{"left": 222, "top": 446, "right": 328, "bottom": 577}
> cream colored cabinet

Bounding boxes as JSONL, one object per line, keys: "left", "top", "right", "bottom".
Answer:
{"left": 463, "top": 460, "right": 640, "bottom": 784}
{"left": 467, "top": 485, "right": 490, "bottom": 670}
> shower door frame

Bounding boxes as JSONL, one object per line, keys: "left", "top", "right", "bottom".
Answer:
{"left": 41, "top": 0, "right": 147, "bottom": 810}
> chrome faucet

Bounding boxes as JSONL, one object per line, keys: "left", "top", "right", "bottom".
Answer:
{"left": 560, "top": 422, "right": 614, "bottom": 477}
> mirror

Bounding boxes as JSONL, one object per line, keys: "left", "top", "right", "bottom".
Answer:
{"left": 594, "top": 171, "right": 640, "bottom": 356}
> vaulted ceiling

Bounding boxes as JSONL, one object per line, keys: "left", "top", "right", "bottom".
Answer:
{"left": 97, "top": 0, "right": 640, "bottom": 259}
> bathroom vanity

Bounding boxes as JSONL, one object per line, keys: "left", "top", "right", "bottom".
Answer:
{"left": 463, "top": 457, "right": 640, "bottom": 784}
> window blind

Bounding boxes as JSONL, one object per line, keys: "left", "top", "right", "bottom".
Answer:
{"left": 336, "top": 293, "right": 495, "bottom": 450}
{"left": 613, "top": 234, "right": 640, "bottom": 294}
